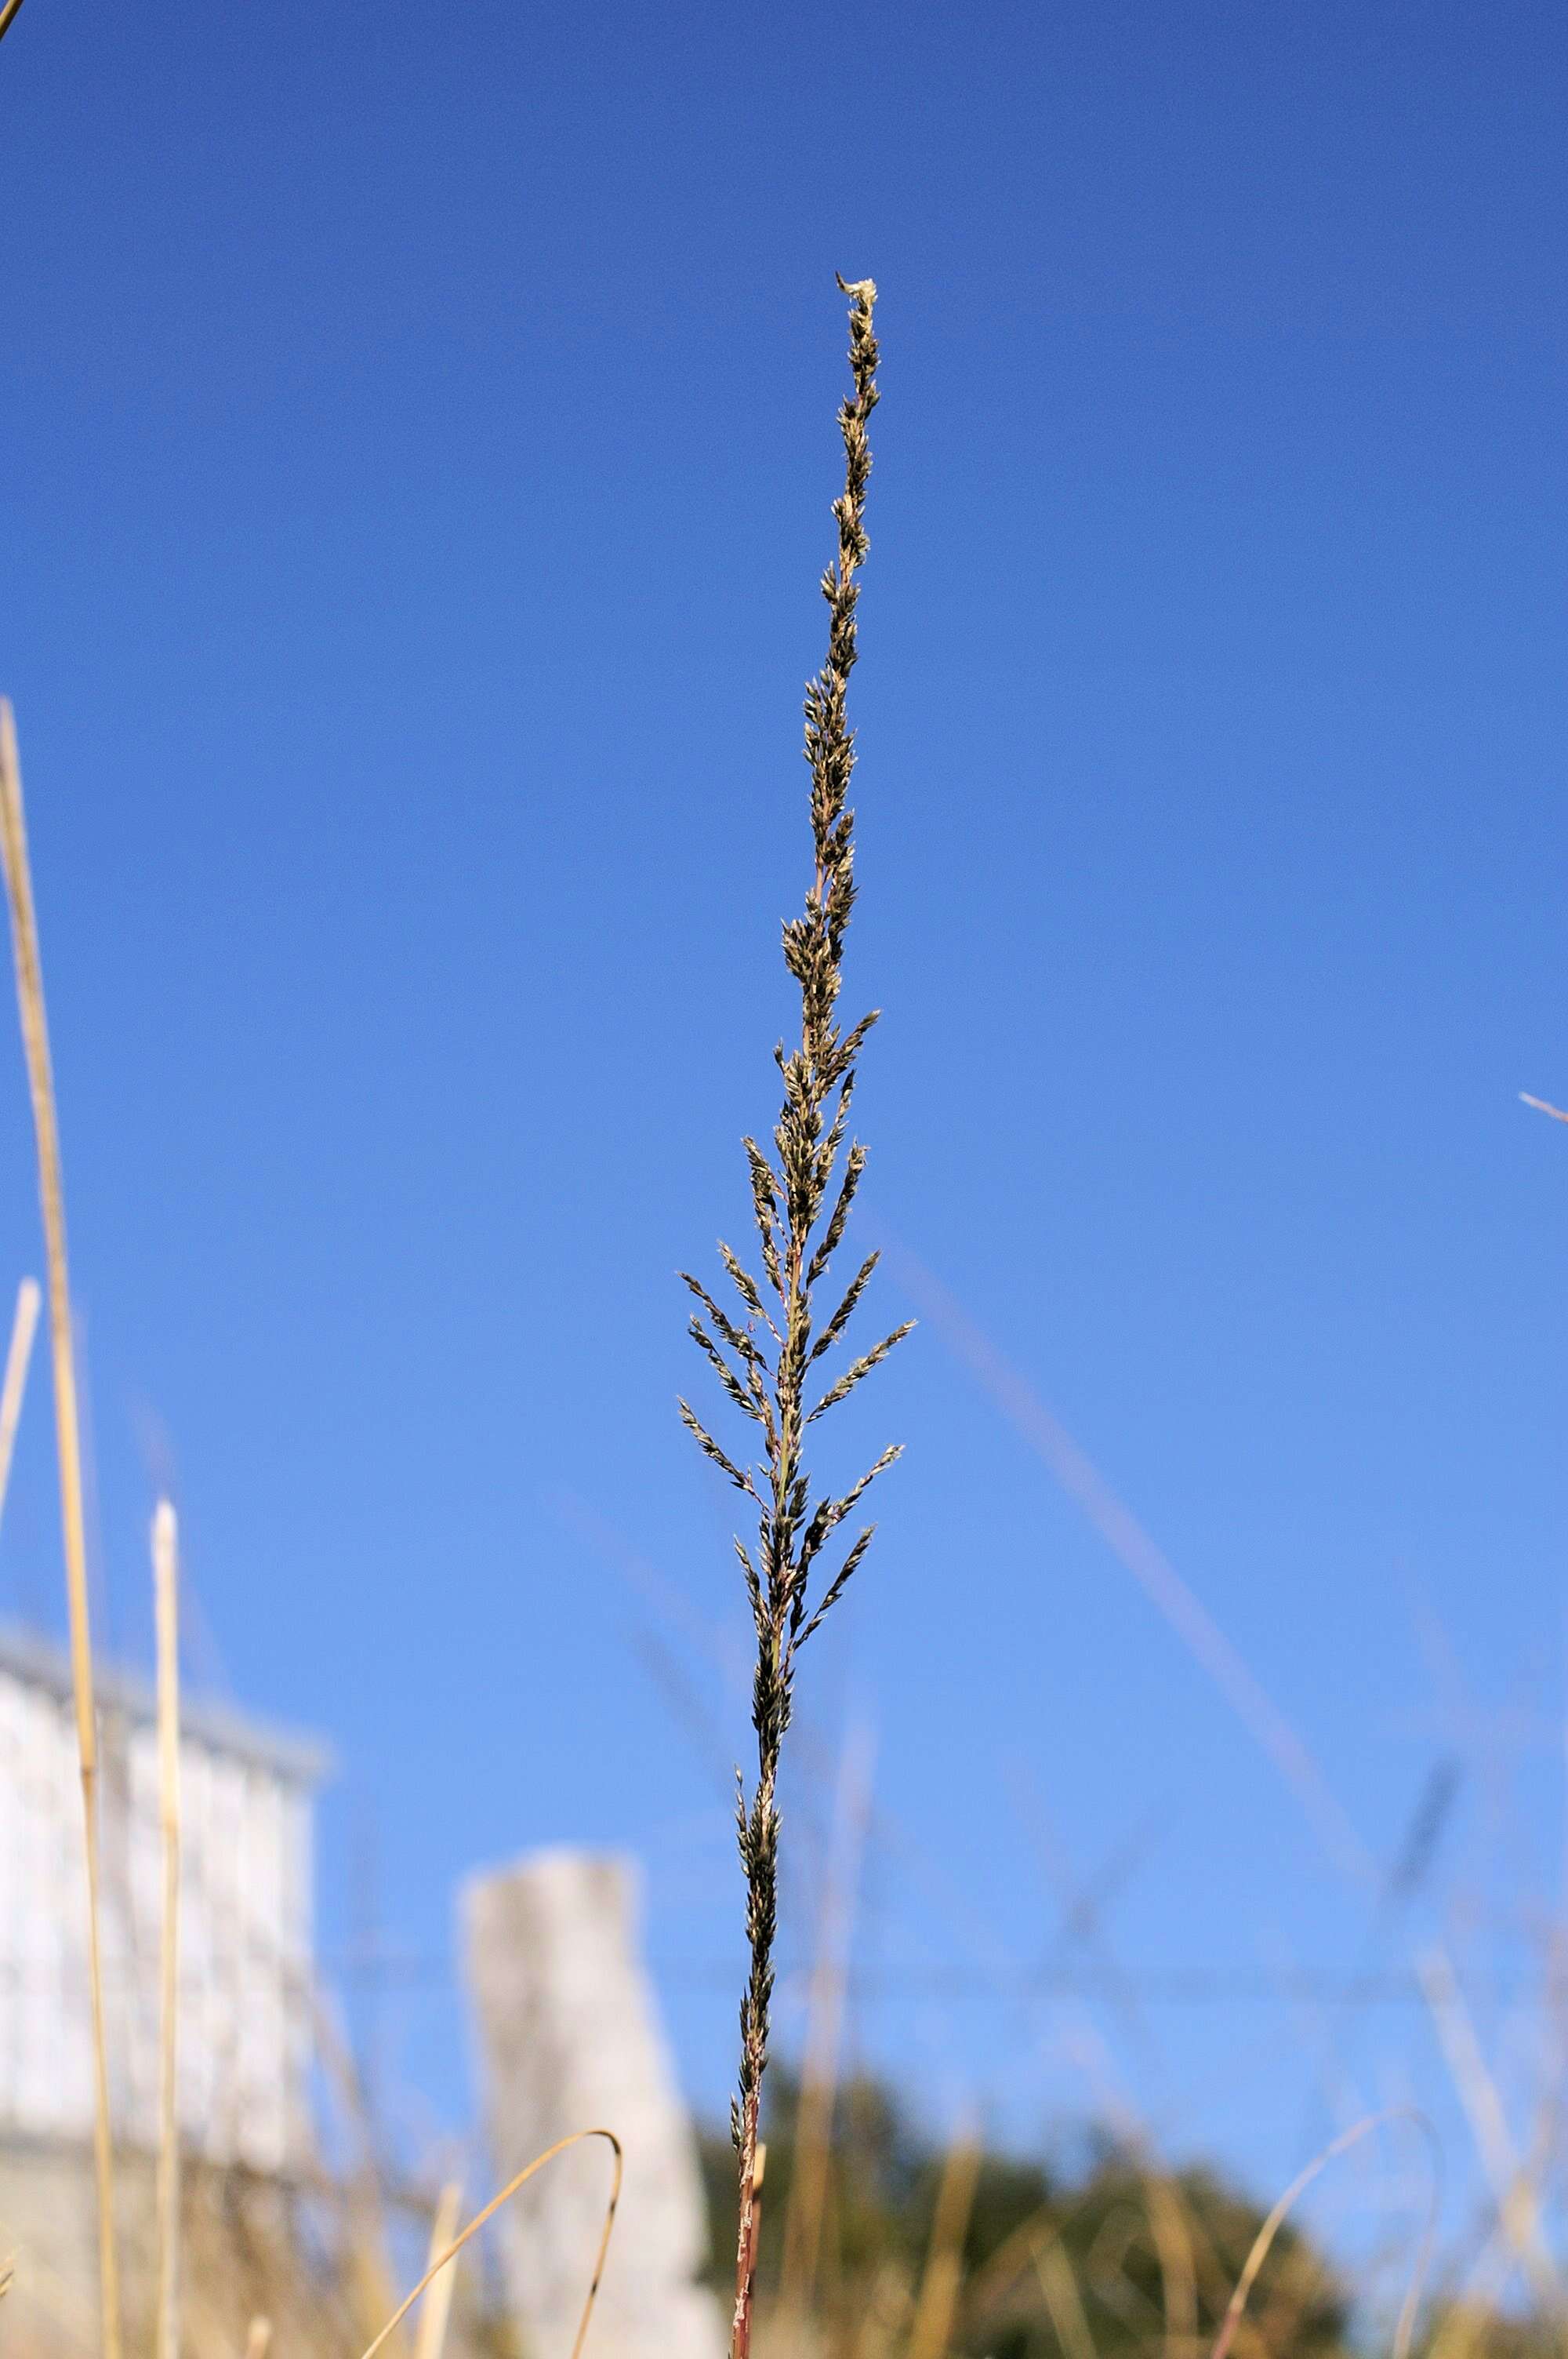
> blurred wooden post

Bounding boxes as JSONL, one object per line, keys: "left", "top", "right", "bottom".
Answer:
{"left": 464, "top": 1850, "right": 724, "bottom": 2359}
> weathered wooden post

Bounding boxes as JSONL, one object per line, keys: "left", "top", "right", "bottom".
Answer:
{"left": 463, "top": 1849, "right": 725, "bottom": 2359}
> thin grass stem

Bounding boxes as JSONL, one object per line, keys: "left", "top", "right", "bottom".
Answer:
{"left": 0, "top": 699, "right": 122, "bottom": 2359}
{"left": 906, "top": 2128, "right": 981, "bottom": 2359}
{"left": 0, "top": 1275, "right": 40, "bottom": 1542}
{"left": 154, "top": 1499, "right": 181, "bottom": 2359}
{"left": 681, "top": 273, "right": 908, "bottom": 2359}
{"left": 412, "top": 2179, "right": 463, "bottom": 2359}
{"left": 1210, "top": 2109, "right": 1436, "bottom": 2359}
{"left": 357, "top": 2129, "right": 622, "bottom": 2359}
{"left": 779, "top": 1723, "right": 873, "bottom": 2316}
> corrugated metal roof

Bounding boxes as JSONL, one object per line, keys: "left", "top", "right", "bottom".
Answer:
{"left": 0, "top": 1622, "right": 331, "bottom": 1786}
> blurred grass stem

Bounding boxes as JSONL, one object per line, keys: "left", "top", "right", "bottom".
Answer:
{"left": 0, "top": 697, "right": 122, "bottom": 2359}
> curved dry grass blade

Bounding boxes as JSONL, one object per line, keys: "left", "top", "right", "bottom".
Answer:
{"left": 413, "top": 2180, "right": 464, "bottom": 2359}
{"left": 1033, "top": 2240, "right": 1095, "bottom": 2359}
{"left": 906, "top": 2127, "right": 981, "bottom": 2359}
{"left": 0, "top": 700, "right": 122, "bottom": 2359}
{"left": 1418, "top": 1946, "right": 1559, "bottom": 2309}
{"left": 885, "top": 1241, "right": 1371, "bottom": 1885}
{"left": 964, "top": 2204, "right": 1076, "bottom": 2320}
{"left": 1142, "top": 2172, "right": 1196, "bottom": 2359}
{"left": 0, "top": 1277, "right": 40, "bottom": 1542}
{"left": 358, "top": 2128, "right": 623, "bottom": 2359}
{"left": 153, "top": 1501, "right": 181, "bottom": 2359}
{"left": 1210, "top": 2108, "right": 1438, "bottom": 2359}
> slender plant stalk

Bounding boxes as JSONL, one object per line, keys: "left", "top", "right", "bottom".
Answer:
{"left": 779, "top": 1721, "right": 873, "bottom": 2315}
{"left": 356, "top": 2128, "right": 622, "bottom": 2359}
{"left": 906, "top": 2128, "right": 982, "bottom": 2359}
{"left": 413, "top": 2179, "right": 464, "bottom": 2359}
{"left": 154, "top": 1499, "right": 182, "bottom": 2359}
{"left": 0, "top": 0, "right": 30, "bottom": 47}
{"left": 1033, "top": 2238, "right": 1098, "bottom": 2359}
{"left": 0, "top": 699, "right": 122, "bottom": 2359}
{"left": 0, "top": 1274, "right": 41, "bottom": 1541}
{"left": 678, "top": 275, "right": 910, "bottom": 2359}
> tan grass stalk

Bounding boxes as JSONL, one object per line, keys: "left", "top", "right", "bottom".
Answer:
{"left": 357, "top": 2128, "right": 622, "bottom": 2359}
{"left": 1428, "top": 2303, "right": 1504, "bottom": 2359}
{"left": 1142, "top": 2172, "right": 1198, "bottom": 2359}
{"left": 153, "top": 1500, "right": 181, "bottom": 2359}
{"left": 964, "top": 2204, "right": 1080, "bottom": 2321}
{"left": 412, "top": 2180, "right": 463, "bottom": 2359}
{"left": 1417, "top": 1946, "right": 1559, "bottom": 2309}
{"left": 1209, "top": 2110, "right": 1432, "bottom": 2359}
{"left": 244, "top": 2318, "right": 274, "bottom": 2359}
{"left": 1426, "top": 2073, "right": 1564, "bottom": 2359}
{"left": 905, "top": 2129, "right": 981, "bottom": 2359}
{"left": 0, "top": 1276, "right": 40, "bottom": 1539}
{"left": 1032, "top": 2239, "right": 1097, "bottom": 2359}
{"left": 0, "top": 0, "right": 31, "bottom": 45}
{"left": 1520, "top": 1092, "right": 1568, "bottom": 1124}
{"left": 0, "top": 699, "right": 122, "bottom": 2359}
{"left": 303, "top": 1982, "right": 405, "bottom": 2339}
{"left": 851, "top": 2260, "right": 916, "bottom": 2359}
{"left": 779, "top": 1724, "right": 874, "bottom": 2314}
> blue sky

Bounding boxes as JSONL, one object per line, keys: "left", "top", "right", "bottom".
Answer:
{"left": 3, "top": 0, "right": 1568, "bottom": 2251}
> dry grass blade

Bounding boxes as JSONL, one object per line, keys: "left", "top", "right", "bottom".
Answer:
{"left": 779, "top": 1724, "right": 873, "bottom": 2315}
{"left": 0, "top": 699, "right": 122, "bottom": 2359}
{"left": 1209, "top": 2109, "right": 1436, "bottom": 2359}
{"left": 906, "top": 2128, "right": 981, "bottom": 2359}
{"left": 965, "top": 2203, "right": 1081, "bottom": 2321}
{"left": 304, "top": 1978, "right": 405, "bottom": 2338}
{"left": 154, "top": 1500, "right": 181, "bottom": 2359}
{"left": 412, "top": 2179, "right": 463, "bottom": 2359}
{"left": 1520, "top": 1092, "right": 1568, "bottom": 1124}
{"left": 1142, "top": 2171, "right": 1197, "bottom": 2359}
{"left": 1417, "top": 1946, "right": 1559, "bottom": 2309}
{"left": 0, "top": 1274, "right": 40, "bottom": 1540}
{"left": 883, "top": 1241, "right": 1370, "bottom": 1885}
{"left": 1032, "top": 2240, "right": 1096, "bottom": 2359}
{"left": 0, "top": 0, "right": 30, "bottom": 46}
{"left": 357, "top": 2128, "right": 623, "bottom": 2359}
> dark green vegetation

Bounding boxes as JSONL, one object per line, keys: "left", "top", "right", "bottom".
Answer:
{"left": 698, "top": 2069, "right": 1352, "bottom": 2359}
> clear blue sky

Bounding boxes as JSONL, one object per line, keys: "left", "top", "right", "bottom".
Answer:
{"left": 3, "top": 0, "right": 1567, "bottom": 2249}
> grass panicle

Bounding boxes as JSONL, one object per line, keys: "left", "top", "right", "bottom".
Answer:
{"left": 678, "top": 273, "right": 910, "bottom": 2359}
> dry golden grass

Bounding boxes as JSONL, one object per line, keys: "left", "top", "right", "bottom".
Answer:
{"left": 0, "top": 696, "right": 122, "bottom": 2359}
{"left": 358, "top": 2130, "right": 622, "bottom": 2359}
{"left": 154, "top": 1501, "right": 183, "bottom": 2359}
{"left": 0, "top": 1274, "right": 41, "bottom": 1537}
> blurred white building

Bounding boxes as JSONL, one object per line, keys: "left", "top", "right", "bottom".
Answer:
{"left": 0, "top": 1621, "right": 326, "bottom": 2175}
